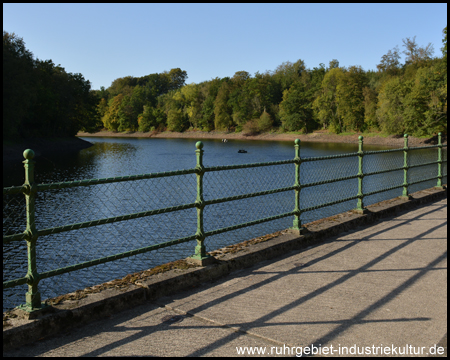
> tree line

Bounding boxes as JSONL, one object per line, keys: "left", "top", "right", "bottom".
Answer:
{"left": 3, "top": 31, "right": 101, "bottom": 140}
{"left": 3, "top": 27, "right": 447, "bottom": 141}
{"left": 97, "top": 27, "right": 446, "bottom": 137}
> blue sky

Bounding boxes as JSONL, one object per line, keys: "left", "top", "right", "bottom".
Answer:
{"left": 3, "top": 3, "right": 447, "bottom": 90}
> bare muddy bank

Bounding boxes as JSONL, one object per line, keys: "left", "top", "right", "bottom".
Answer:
{"left": 77, "top": 130, "right": 446, "bottom": 148}
{"left": 3, "top": 137, "right": 93, "bottom": 164}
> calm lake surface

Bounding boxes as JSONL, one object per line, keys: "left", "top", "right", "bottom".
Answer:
{"left": 3, "top": 137, "right": 446, "bottom": 311}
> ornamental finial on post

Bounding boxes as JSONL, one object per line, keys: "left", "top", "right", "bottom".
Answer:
{"left": 23, "top": 149, "right": 36, "bottom": 189}
{"left": 358, "top": 136, "right": 363, "bottom": 153}
{"left": 195, "top": 141, "right": 203, "bottom": 150}
{"left": 23, "top": 149, "right": 35, "bottom": 160}
{"left": 294, "top": 139, "right": 300, "bottom": 162}
{"left": 195, "top": 141, "right": 204, "bottom": 171}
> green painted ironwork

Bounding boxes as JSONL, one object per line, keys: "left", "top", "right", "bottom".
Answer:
{"left": 22, "top": 149, "right": 46, "bottom": 312}
{"left": 292, "top": 139, "right": 302, "bottom": 233}
{"left": 3, "top": 135, "right": 448, "bottom": 312}
{"left": 401, "top": 134, "right": 411, "bottom": 199}
{"left": 190, "top": 141, "right": 213, "bottom": 265}
{"left": 437, "top": 132, "right": 443, "bottom": 189}
{"left": 356, "top": 136, "right": 365, "bottom": 212}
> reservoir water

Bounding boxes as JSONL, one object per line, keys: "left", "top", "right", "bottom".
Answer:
{"left": 3, "top": 137, "right": 446, "bottom": 311}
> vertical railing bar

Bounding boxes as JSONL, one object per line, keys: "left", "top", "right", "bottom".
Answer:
{"left": 21, "top": 149, "right": 46, "bottom": 312}
{"left": 436, "top": 132, "right": 444, "bottom": 189}
{"left": 356, "top": 136, "right": 367, "bottom": 213}
{"left": 401, "top": 134, "right": 411, "bottom": 200}
{"left": 188, "top": 141, "right": 214, "bottom": 266}
{"left": 292, "top": 139, "right": 303, "bottom": 234}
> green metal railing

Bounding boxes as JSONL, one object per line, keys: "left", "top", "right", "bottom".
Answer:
{"left": 3, "top": 133, "right": 447, "bottom": 312}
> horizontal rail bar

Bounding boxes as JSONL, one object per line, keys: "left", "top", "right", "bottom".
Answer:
{"left": 363, "top": 144, "right": 445, "bottom": 156}
{"left": 204, "top": 186, "right": 296, "bottom": 206}
{"left": 364, "top": 167, "right": 404, "bottom": 177}
{"left": 204, "top": 211, "right": 295, "bottom": 237}
{"left": 362, "top": 159, "right": 446, "bottom": 177}
{"left": 3, "top": 186, "right": 298, "bottom": 242}
{"left": 204, "top": 159, "right": 294, "bottom": 172}
{"left": 408, "top": 145, "right": 441, "bottom": 151}
{"left": 3, "top": 233, "right": 27, "bottom": 244}
{"left": 36, "top": 168, "right": 197, "bottom": 192}
{"left": 362, "top": 184, "right": 404, "bottom": 197}
{"left": 4, "top": 211, "right": 297, "bottom": 286}
{"left": 301, "top": 174, "right": 358, "bottom": 188}
{"left": 363, "top": 148, "right": 405, "bottom": 155}
{"left": 36, "top": 203, "right": 197, "bottom": 238}
{"left": 37, "top": 234, "right": 198, "bottom": 281}
{"left": 3, "top": 276, "right": 28, "bottom": 289}
{"left": 3, "top": 185, "right": 26, "bottom": 195}
{"left": 301, "top": 194, "right": 359, "bottom": 213}
{"left": 408, "top": 161, "right": 439, "bottom": 169}
{"left": 301, "top": 152, "right": 358, "bottom": 162}
{"left": 409, "top": 176, "right": 442, "bottom": 186}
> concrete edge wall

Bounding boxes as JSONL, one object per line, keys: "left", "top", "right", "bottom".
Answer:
{"left": 3, "top": 186, "right": 447, "bottom": 351}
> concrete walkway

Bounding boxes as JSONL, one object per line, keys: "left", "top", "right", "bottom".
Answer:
{"left": 4, "top": 199, "right": 447, "bottom": 357}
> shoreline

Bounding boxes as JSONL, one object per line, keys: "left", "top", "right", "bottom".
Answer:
{"left": 77, "top": 129, "right": 446, "bottom": 148}
{"left": 3, "top": 137, "right": 93, "bottom": 164}
{"left": 3, "top": 130, "right": 445, "bottom": 165}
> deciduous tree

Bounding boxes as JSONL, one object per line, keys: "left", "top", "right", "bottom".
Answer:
{"left": 313, "top": 67, "right": 344, "bottom": 132}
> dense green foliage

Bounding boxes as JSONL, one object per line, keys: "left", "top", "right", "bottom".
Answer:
{"left": 3, "top": 31, "right": 101, "bottom": 140}
{"left": 95, "top": 26, "right": 446, "bottom": 137}
{"left": 4, "top": 27, "right": 447, "bottom": 140}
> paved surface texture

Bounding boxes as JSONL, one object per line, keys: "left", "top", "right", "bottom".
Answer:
{"left": 4, "top": 198, "right": 447, "bottom": 357}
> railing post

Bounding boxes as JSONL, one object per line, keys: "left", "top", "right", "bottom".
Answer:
{"left": 436, "top": 132, "right": 444, "bottom": 189}
{"left": 292, "top": 139, "right": 304, "bottom": 234}
{"left": 355, "top": 136, "right": 367, "bottom": 213}
{"left": 401, "top": 134, "right": 412, "bottom": 200}
{"left": 20, "top": 149, "right": 45, "bottom": 312}
{"left": 189, "top": 141, "right": 214, "bottom": 266}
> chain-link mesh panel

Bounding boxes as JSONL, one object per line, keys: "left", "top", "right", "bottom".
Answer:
{"left": 301, "top": 198, "right": 357, "bottom": 225}
{"left": 299, "top": 155, "right": 358, "bottom": 225}
{"left": 36, "top": 208, "right": 197, "bottom": 298}
{"left": 3, "top": 239, "right": 28, "bottom": 311}
{"left": 204, "top": 192, "right": 293, "bottom": 247}
{"left": 203, "top": 163, "right": 293, "bottom": 201}
{"left": 205, "top": 217, "right": 293, "bottom": 254}
{"left": 443, "top": 147, "right": 448, "bottom": 185}
{"left": 3, "top": 208, "right": 198, "bottom": 311}
{"left": 300, "top": 179, "right": 358, "bottom": 223}
{"left": 3, "top": 192, "right": 26, "bottom": 237}
{"left": 202, "top": 163, "right": 294, "bottom": 251}
{"left": 363, "top": 150, "right": 403, "bottom": 174}
{"left": 3, "top": 173, "right": 199, "bottom": 311}
{"left": 365, "top": 168, "right": 404, "bottom": 194}
{"left": 3, "top": 284, "right": 28, "bottom": 313}
{"left": 364, "top": 187, "right": 404, "bottom": 209}
{"left": 3, "top": 192, "right": 28, "bottom": 311}
{"left": 363, "top": 151, "right": 403, "bottom": 206}
{"left": 37, "top": 237, "right": 198, "bottom": 303}
{"left": 408, "top": 147, "right": 439, "bottom": 194}
{"left": 302, "top": 155, "right": 358, "bottom": 185}
{"left": 34, "top": 174, "right": 197, "bottom": 230}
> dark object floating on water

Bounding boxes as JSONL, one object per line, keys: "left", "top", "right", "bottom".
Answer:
{"left": 238, "top": 149, "right": 247, "bottom": 153}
